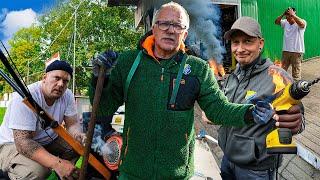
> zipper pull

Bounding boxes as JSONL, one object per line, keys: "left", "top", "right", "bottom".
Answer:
{"left": 161, "top": 68, "right": 164, "bottom": 81}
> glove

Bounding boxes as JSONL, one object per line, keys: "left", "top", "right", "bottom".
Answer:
{"left": 252, "top": 101, "right": 274, "bottom": 124}
{"left": 92, "top": 50, "right": 118, "bottom": 77}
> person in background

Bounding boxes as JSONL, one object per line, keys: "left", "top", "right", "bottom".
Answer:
{"left": 217, "top": 16, "right": 304, "bottom": 180}
{"left": 89, "top": 2, "right": 274, "bottom": 179}
{"left": 0, "top": 60, "right": 86, "bottom": 179}
{"left": 275, "top": 7, "right": 307, "bottom": 81}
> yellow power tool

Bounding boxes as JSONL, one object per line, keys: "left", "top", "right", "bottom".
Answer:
{"left": 266, "top": 80, "right": 310, "bottom": 154}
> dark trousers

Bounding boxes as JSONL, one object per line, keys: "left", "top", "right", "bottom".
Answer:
{"left": 221, "top": 156, "right": 275, "bottom": 180}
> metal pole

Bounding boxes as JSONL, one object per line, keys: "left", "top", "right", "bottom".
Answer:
{"left": 72, "top": 8, "right": 77, "bottom": 94}
{"left": 27, "top": 59, "right": 29, "bottom": 84}
{"left": 0, "top": 69, "right": 25, "bottom": 98}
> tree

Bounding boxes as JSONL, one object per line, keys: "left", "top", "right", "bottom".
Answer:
{"left": 5, "top": 0, "right": 143, "bottom": 95}
{"left": 8, "top": 25, "right": 43, "bottom": 84}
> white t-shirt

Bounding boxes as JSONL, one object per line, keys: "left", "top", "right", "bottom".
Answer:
{"left": 0, "top": 81, "right": 77, "bottom": 146}
{"left": 281, "top": 19, "right": 306, "bottom": 53}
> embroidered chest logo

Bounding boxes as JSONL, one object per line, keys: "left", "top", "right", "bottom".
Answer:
{"left": 183, "top": 64, "right": 191, "bottom": 75}
{"left": 245, "top": 90, "right": 256, "bottom": 102}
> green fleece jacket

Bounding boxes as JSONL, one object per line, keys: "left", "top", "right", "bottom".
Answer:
{"left": 89, "top": 33, "right": 253, "bottom": 179}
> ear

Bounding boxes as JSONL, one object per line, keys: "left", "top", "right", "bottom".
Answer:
{"left": 183, "top": 31, "right": 188, "bottom": 40}
{"left": 42, "top": 73, "right": 47, "bottom": 82}
{"left": 152, "top": 25, "right": 156, "bottom": 34}
{"left": 259, "top": 38, "right": 265, "bottom": 50}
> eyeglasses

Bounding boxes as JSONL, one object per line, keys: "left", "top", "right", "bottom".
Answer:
{"left": 155, "top": 21, "right": 187, "bottom": 33}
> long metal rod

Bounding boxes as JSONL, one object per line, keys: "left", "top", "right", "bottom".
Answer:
{"left": 72, "top": 8, "right": 77, "bottom": 94}
{"left": 0, "top": 47, "right": 39, "bottom": 124}
{"left": 0, "top": 48, "right": 30, "bottom": 97}
{"left": 0, "top": 69, "right": 25, "bottom": 98}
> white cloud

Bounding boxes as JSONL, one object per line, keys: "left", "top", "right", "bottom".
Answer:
{"left": 1, "top": 8, "right": 39, "bottom": 38}
{"left": 0, "top": 8, "right": 39, "bottom": 51}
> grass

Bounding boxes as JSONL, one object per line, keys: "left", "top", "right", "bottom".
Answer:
{"left": 0, "top": 107, "right": 6, "bottom": 125}
{"left": 0, "top": 107, "right": 82, "bottom": 180}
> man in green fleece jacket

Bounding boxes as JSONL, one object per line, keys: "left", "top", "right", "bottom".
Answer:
{"left": 89, "top": 2, "right": 274, "bottom": 179}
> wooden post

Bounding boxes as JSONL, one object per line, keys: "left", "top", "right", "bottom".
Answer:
{"left": 79, "top": 66, "right": 108, "bottom": 180}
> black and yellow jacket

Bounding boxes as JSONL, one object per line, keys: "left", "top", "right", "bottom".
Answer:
{"left": 89, "top": 32, "right": 254, "bottom": 179}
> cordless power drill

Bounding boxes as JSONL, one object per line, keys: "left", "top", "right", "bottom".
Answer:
{"left": 266, "top": 80, "right": 310, "bottom": 154}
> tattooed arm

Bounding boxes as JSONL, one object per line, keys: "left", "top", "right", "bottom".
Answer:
{"left": 13, "top": 129, "right": 77, "bottom": 179}
{"left": 13, "top": 129, "right": 41, "bottom": 158}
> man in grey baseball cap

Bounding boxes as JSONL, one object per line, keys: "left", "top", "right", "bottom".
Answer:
{"left": 218, "top": 16, "right": 304, "bottom": 179}
{"left": 224, "top": 16, "right": 262, "bottom": 40}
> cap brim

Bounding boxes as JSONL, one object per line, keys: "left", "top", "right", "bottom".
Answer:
{"left": 224, "top": 28, "right": 260, "bottom": 40}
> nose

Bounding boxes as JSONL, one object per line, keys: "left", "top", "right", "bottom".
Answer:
{"left": 167, "top": 24, "right": 175, "bottom": 33}
{"left": 236, "top": 43, "right": 245, "bottom": 52}
{"left": 57, "top": 79, "right": 64, "bottom": 87}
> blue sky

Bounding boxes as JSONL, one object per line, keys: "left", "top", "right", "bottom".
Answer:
{"left": 0, "top": 1, "right": 56, "bottom": 49}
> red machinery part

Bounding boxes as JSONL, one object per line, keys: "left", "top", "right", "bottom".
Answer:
{"left": 103, "top": 135, "right": 123, "bottom": 171}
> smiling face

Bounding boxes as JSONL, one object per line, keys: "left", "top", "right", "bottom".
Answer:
{"left": 231, "top": 31, "right": 264, "bottom": 66}
{"left": 42, "top": 70, "right": 71, "bottom": 106}
{"left": 152, "top": 6, "right": 188, "bottom": 59}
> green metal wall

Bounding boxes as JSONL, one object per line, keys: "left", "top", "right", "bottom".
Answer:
{"left": 241, "top": 0, "right": 320, "bottom": 61}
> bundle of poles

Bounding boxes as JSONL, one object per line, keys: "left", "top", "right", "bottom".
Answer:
{"left": 0, "top": 44, "right": 110, "bottom": 180}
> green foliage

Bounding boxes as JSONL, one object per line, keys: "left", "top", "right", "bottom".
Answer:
{"left": 0, "top": 107, "right": 6, "bottom": 125}
{"left": 9, "top": 25, "right": 44, "bottom": 84}
{"left": 37, "top": 0, "right": 143, "bottom": 95}
{"left": 5, "top": 0, "right": 143, "bottom": 95}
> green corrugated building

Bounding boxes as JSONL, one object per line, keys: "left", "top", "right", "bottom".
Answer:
{"left": 242, "top": 0, "right": 319, "bottom": 61}
{"left": 107, "top": 0, "right": 320, "bottom": 62}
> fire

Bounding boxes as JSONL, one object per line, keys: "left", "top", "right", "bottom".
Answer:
{"left": 209, "top": 58, "right": 225, "bottom": 77}
{"left": 274, "top": 60, "right": 282, "bottom": 68}
{"left": 268, "top": 67, "right": 287, "bottom": 94}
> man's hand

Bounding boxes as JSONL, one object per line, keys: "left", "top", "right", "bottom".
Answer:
{"left": 252, "top": 101, "right": 274, "bottom": 124}
{"left": 74, "top": 132, "right": 87, "bottom": 146}
{"left": 92, "top": 50, "right": 118, "bottom": 77}
{"left": 286, "top": 7, "right": 296, "bottom": 16}
{"left": 272, "top": 105, "right": 302, "bottom": 134}
{"left": 283, "top": 9, "right": 288, "bottom": 16}
{"left": 201, "top": 111, "right": 213, "bottom": 125}
{"left": 53, "top": 158, "right": 80, "bottom": 180}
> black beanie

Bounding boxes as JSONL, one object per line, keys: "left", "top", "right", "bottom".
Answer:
{"left": 46, "top": 60, "right": 73, "bottom": 77}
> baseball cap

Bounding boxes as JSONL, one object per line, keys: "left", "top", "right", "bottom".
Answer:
{"left": 46, "top": 60, "right": 73, "bottom": 77}
{"left": 224, "top": 16, "right": 262, "bottom": 40}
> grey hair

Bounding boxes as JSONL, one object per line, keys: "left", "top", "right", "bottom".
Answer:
{"left": 152, "top": 1, "right": 190, "bottom": 30}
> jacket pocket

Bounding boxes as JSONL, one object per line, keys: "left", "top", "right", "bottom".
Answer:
{"left": 167, "top": 74, "right": 200, "bottom": 111}
{"left": 225, "top": 134, "right": 258, "bottom": 165}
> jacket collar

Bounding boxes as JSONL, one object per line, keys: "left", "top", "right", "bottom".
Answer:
{"left": 138, "top": 31, "right": 186, "bottom": 61}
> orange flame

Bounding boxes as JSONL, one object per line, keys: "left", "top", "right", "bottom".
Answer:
{"left": 268, "top": 67, "right": 286, "bottom": 94}
{"left": 274, "top": 60, "right": 282, "bottom": 68}
{"left": 209, "top": 58, "right": 226, "bottom": 78}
